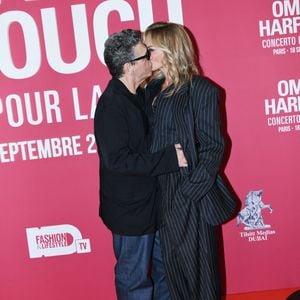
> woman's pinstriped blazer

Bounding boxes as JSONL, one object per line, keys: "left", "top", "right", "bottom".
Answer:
{"left": 158, "top": 75, "right": 237, "bottom": 299}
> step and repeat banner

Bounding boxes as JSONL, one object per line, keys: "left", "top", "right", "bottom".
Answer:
{"left": 1, "top": 0, "right": 299, "bottom": 299}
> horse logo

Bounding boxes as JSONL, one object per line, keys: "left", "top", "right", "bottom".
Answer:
{"left": 237, "top": 190, "right": 273, "bottom": 230}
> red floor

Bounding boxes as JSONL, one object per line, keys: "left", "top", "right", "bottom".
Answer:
{"left": 223, "top": 288, "right": 300, "bottom": 300}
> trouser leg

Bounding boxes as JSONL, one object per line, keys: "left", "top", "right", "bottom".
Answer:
{"left": 152, "top": 231, "right": 171, "bottom": 300}
{"left": 112, "top": 233, "right": 154, "bottom": 300}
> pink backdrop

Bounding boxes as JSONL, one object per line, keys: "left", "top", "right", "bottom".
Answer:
{"left": 1, "top": 1, "right": 299, "bottom": 299}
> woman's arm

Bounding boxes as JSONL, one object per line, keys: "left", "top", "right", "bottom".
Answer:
{"left": 180, "top": 79, "right": 225, "bottom": 201}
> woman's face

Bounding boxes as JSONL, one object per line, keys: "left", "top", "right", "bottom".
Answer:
{"left": 144, "top": 37, "right": 165, "bottom": 72}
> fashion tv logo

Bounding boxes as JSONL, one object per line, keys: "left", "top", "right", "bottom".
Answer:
{"left": 26, "top": 224, "right": 91, "bottom": 258}
{"left": 237, "top": 190, "right": 275, "bottom": 242}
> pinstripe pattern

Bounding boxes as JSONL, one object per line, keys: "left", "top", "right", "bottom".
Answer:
{"left": 148, "top": 76, "right": 236, "bottom": 300}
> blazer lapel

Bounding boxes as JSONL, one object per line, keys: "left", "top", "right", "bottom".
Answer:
{"left": 172, "top": 85, "right": 198, "bottom": 171}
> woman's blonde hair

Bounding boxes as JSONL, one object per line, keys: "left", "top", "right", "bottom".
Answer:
{"left": 144, "top": 22, "right": 199, "bottom": 94}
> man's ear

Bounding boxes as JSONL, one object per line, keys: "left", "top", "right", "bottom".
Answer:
{"left": 124, "top": 62, "right": 135, "bottom": 75}
{"left": 123, "top": 62, "right": 131, "bottom": 73}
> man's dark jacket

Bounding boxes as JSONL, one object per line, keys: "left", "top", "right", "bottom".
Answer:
{"left": 94, "top": 78, "right": 179, "bottom": 235}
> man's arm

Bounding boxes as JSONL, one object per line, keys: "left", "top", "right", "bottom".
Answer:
{"left": 94, "top": 103, "right": 180, "bottom": 176}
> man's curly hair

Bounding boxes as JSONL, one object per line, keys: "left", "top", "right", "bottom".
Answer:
{"left": 104, "top": 29, "right": 141, "bottom": 78}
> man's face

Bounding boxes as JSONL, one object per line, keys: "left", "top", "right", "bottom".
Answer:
{"left": 130, "top": 42, "right": 152, "bottom": 84}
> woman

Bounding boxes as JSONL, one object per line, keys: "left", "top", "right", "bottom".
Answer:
{"left": 143, "top": 22, "right": 236, "bottom": 300}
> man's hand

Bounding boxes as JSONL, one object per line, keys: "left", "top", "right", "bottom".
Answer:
{"left": 175, "top": 144, "right": 188, "bottom": 167}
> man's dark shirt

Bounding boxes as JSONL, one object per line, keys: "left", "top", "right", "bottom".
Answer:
{"left": 94, "top": 78, "right": 179, "bottom": 235}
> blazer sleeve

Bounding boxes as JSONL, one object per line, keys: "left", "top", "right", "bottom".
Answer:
{"left": 180, "top": 79, "right": 225, "bottom": 201}
{"left": 94, "top": 102, "right": 179, "bottom": 177}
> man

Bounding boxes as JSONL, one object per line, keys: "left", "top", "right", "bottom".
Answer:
{"left": 94, "top": 29, "right": 186, "bottom": 300}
